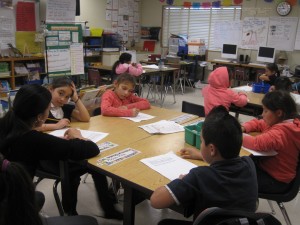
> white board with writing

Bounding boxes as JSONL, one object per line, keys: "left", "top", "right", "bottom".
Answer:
{"left": 0, "top": 8, "right": 15, "bottom": 50}
{"left": 241, "top": 17, "right": 269, "bottom": 50}
{"left": 46, "top": 0, "right": 76, "bottom": 23}
{"left": 267, "top": 17, "right": 298, "bottom": 51}
{"left": 47, "top": 49, "right": 71, "bottom": 73}
{"left": 213, "top": 20, "right": 242, "bottom": 49}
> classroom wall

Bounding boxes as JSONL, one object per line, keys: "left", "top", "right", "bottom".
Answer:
{"left": 139, "top": 0, "right": 300, "bottom": 70}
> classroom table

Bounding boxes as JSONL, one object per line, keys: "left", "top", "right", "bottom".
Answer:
{"left": 88, "top": 65, "right": 180, "bottom": 106}
{"left": 84, "top": 107, "right": 249, "bottom": 225}
{"left": 230, "top": 86, "right": 264, "bottom": 118}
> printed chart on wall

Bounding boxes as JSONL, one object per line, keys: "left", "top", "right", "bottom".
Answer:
{"left": 45, "top": 24, "right": 83, "bottom": 77}
{"left": 0, "top": 7, "right": 15, "bottom": 50}
{"left": 267, "top": 17, "right": 298, "bottom": 51}
{"left": 295, "top": 18, "right": 300, "bottom": 50}
{"left": 213, "top": 21, "right": 242, "bottom": 49}
{"left": 46, "top": 0, "right": 76, "bottom": 23}
{"left": 241, "top": 17, "right": 269, "bottom": 50}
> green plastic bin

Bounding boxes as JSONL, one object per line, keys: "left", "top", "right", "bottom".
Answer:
{"left": 184, "top": 121, "right": 203, "bottom": 149}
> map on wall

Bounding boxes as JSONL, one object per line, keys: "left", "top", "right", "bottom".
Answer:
{"left": 241, "top": 17, "right": 269, "bottom": 50}
{"left": 267, "top": 17, "right": 298, "bottom": 51}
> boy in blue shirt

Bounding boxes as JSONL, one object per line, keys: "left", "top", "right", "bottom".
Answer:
{"left": 150, "top": 106, "right": 258, "bottom": 225}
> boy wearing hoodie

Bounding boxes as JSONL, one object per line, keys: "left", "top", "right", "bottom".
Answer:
{"left": 202, "top": 66, "right": 248, "bottom": 115}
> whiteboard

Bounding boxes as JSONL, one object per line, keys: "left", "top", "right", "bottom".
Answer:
{"left": 241, "top": 17, "right": 269, "bottom": 50}
{"left": 294, "top": 18, "right": 300, "bottom": 50}
{"left": 213, "top": 21, "right": 242, "bottom": 49}
{"left": 267, "top": 17, "right": 298, "bottom": 51}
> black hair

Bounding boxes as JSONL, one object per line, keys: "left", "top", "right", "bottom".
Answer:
{"left": 266, "top": 63, "right": 280, "bottom": 77}
{"left": 114, "top": 73, "right": 136, "bottom": 86}
{"left": 0, "top": 84, "right": 51, "bottom": 154}
{"left": 202, "top": 105, "right": 242, "bottom": 159}
{"left": 50, "top": 76, "right": 74, "bottom": 96}
{"left": 262, "top": 91, "right": 299, "bottom": 120}
{"left": 0, "top": 154, "right": 42, "bottom": 225}
{"left": 274, "top": 77, "right": 292, "bottom": 91}
{"left": 112, "top": 52, "right": 132, "bottom": 75}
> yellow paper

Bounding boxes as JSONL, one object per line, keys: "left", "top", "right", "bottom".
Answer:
{"left": 16, "top": 32, "right": 41, "bottom": 55}
{"left": 222, "top": 0, "right": 232, "bottom": 6}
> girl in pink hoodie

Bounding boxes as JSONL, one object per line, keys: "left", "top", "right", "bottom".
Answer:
{"left": 112, "top": 52, "right": 143, "bottom": 77}
{"left": 242, "top": 91, "right": 300, "bottom": 194}
{"left": 202, "top": 66, "right": 248, "bottom": 115}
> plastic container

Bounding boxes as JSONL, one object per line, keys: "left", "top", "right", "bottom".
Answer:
{"left": 184, "top": 121, "right": 203, "bottom": 149}
{"left": 252, "top": 82, "right": 270, "bottom": 94}
{"left": 26, "top": 79, "right": 43, "bottom": 85}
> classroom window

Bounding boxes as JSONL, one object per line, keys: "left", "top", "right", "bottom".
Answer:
{"left": 162, "top": 6, "right": 241, "bottom": 50}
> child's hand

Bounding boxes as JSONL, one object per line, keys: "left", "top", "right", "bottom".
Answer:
{"left": 56, "top": 118, "right": 70, "bottom": 129}
{"left": 64, "top": 128, "right": 84, "bottom": 140}
{"left": 118, "top": 106, "right": 128, "bottom": 110}
{"left": 70, "top": 82, "right": 79, "bottom": 102}
{"left": 179, "top": 174, "right": 186, "bottom": 179}
{"left": 179, "top": 147, "right": 202, "bottom": 160}
{"left": 132, "top": 108, "right": 140, "bottom": 117}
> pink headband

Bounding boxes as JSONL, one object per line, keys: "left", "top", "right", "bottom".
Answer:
{"left": 1, "top": 159, "right": 10, "bottom": 172}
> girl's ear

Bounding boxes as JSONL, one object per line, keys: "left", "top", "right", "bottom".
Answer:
{"left": 113, "top": 80, "right": 118, "bottom": 88}
{"left": 276, "top": 109, "right": 284, "bottom": 118}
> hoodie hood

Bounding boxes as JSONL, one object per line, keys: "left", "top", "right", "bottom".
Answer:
{"left": 208, "top": 67, "right": 230, "bottom": 89}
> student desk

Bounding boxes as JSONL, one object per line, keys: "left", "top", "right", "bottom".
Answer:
{"left": 89, "top": 65, "right": 180, "bottom": 106}
{"left": 229, "top": 86, "right": 264, "bottom": 118}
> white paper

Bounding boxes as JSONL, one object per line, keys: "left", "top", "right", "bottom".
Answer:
{"left": 140, "top": 152, "right": 197, "bottom": 180}
{"left": 232, "top": 86, "right": 252, "bottom": 92}
{"left": 47, "top": 48, "right": 71, "bottom": 73}
{"left": 169, "top": 114, "right": 197, "bottom": 124}
{"left": 142, "top": 65, "right": 159, "bottom": 69}
{"left": 70, "top": 43, "right": 84, "bottom": 75}
{"left": 46, "top": 0, "right": 76, "bottom": 22}
{"left": 242, "top": 145, "right": 277, "bottom": 156}
{"left": 49, "top": 128, "right": 108, "bottom": 143}
{"left": 120, "top": 112, "right": 155, "bottom": 122}
{"left": 139, "top": 120, "right": 184, "bottom": 134}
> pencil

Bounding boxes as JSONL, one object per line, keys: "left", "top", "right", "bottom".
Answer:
{"left": 46, "top": 118, "right": 60, "bottom": 122}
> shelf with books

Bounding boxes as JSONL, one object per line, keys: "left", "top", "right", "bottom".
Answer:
{"left": 0, "top": 56, "right": 45, "bottom": 89}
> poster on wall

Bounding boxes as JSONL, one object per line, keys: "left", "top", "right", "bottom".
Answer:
{"left": 0, "top": 7, "right": 15, "bottom": 50}
{"left": 213, "top": 21, "right": 242, "bottom": 48}
{"left": 241, "top": 17, "right": 269, "bottom": 50}
{"left": 46, "top": 0, "right": 76, "bottom": 23}
{"left": 294, "top": 18, "right": 300, "bottom": 50}
{"left": 267, "top": 17, "right": 298, "bottom": 51}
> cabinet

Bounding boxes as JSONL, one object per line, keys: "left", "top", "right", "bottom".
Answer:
{"left": 83, "top": 36, "right": 102, "bottom": 69}
{"left": 0, "top": 56, "right": 45, "bottom": 90}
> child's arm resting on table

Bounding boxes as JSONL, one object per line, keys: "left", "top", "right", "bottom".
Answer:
{"left": 150, "top": 186, "right": 176, "bottom": 208}
{"left": 125, "top": 94, "right": 151, "bottom": 110}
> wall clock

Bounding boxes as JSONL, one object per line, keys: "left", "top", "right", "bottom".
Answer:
{"left": 276, "top": 1, "right": 291, "bottom": 16}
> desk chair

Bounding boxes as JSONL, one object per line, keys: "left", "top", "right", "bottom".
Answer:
{"left": 193, "top": 207, "right": 281, "bottom": 225}
{"left": 35, "top": 161, "right": 71, "bottom": 216}
{"left": 258, "top": 162, "right": 300, "bottom": 225}
{"left": 182, "top": 101, "right": 205, "bottom": 117}
{"left": 41, "top": 215, "right": 98, "bottom": 225}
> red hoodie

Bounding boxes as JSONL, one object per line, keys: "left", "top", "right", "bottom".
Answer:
{"left": 243, "top": 118, "right": 300, "bottom": 183}
{"left": 202, "top": 67, "right": 248, "bottom": 115}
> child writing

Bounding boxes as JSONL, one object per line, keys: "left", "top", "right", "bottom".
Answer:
{"left": 112, "top": 52, "right": 143, "bottom": 77}
{"left": 38, "top": 77, "right": 90, "bottom": 131}
{"left": 150, "top": 106, "right": 258, "bottom": 225}
{"left": 242, "top": 91, "right": 300, "bottom": 194}
{"left": 258, "top": 63, "right": 280, "bottom": 86}
{"left": 202, "top": 66, "right": 248, "bottom": 115}
{"left": 101, "top": 73, "right": 150, "bottom": 117}
{"left": 0, "top": 84, "right": 122, "bottom": 218}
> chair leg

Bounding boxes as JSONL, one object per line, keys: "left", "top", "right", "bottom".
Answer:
{"left": 53, "top": 180, "right": 65, "bottom": 216}
{"left": 277, "top": 202, "right": 292, "bottom": 225}
{"left": 267, "top": 200, "right": 276, "bottom": 215}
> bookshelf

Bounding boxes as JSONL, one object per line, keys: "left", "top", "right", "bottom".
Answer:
{"left": 0, "top": 56, "right": 45, "bottom": 90}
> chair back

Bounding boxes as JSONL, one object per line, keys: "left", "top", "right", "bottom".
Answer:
{"left": 258, "top": 158, "right": 300, "bottom": 203}
{"left": 182, "top": 101, "right": 205, "bottom": 117}
{"left": 88, "top": 69, "right": 101, "bottom": 87}
{"left": 193, "top": 207, "right": 281, "bottom": 225}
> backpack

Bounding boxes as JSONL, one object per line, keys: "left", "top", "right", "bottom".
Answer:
{"left": 193, "top": 207, "right": 282, "bottom": 225}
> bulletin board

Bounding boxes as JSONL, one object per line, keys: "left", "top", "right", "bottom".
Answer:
{"left": 45, "top": 24, "right": 84, "bottom": 77}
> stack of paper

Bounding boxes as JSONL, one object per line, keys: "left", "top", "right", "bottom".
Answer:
{"left": 120, "top": 112, "right": 155, "bottom": 122}
{"left": 139, "top": 120, "right": 184, "bottom": 134}
{"left": 140, "top": 152, "right": 197, "bottom": 180}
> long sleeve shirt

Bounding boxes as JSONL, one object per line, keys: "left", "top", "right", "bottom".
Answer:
{"left": 115, "top": 63, "right": 143, "bottom": 76}
{"left": 101, "top": 89, "right": 150, "bottom": 117}
{"left": 242, "top": 118, "right": 300, "bottom": 183}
